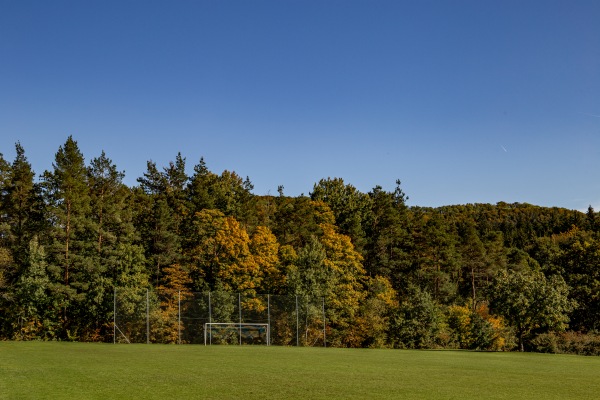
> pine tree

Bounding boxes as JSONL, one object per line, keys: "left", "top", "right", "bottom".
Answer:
{"left": 311, "top": 177, "right": 371, "bottom": 254}
{"left": 42, "top": 136, "right": 92, "bottom": 286}
{"left": 88, "top": 151, "right": 127, "bottom": 254}
{"left": 136, "top": 159, "right": 183, "bottom": 287}
{"left": 162, "top": 152, "right": 189, "bottom": 236}
{"left": 4, "top": 143, "right": 44, "bottom": 269}
{"left": 0, "top": 152, "right": 11, "bottom": 249}
{"left": 410, "top": 208, "right": 460, "bottom": 303}
{"left": 364, "top": 184, "right": 412, "bottom": 291}
{"left": 187, "top": 157, "right": 217, "bottom": 212}
{"left": 14, "top": 237, "right": 58, "bottom": 339}
{"left": 188, "top": 158, "right": 255, "bottom": 227}
{"left": 86, "top": 151, "right": 136, "bottom": 339}
{"left": 41, "top": 136, "right": 93, "bottom": 336}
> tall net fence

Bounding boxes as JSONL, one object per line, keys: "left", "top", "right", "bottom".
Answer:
{"left": 113, "top": 288, "right": 326, "bottom": 346}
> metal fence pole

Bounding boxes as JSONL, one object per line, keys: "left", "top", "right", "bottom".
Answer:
{"left": 322, "top": 297, "right": 326, "bottom": 348}
{"left": 113, "top": 287, "right": 116, "bottom": 344}
{"left": 239, "top": 293, "right": 242, "bottom": 345}
{"left": 146, "top": 289, "right": 150, "bottom": 344}
{"left": 208, "top": 292, "right": 212, "bottom": 345}
{"left": 178, "top": 290, "right": 181, "bottom": 345}
{"left": 305, "top": 296, "right": 309, "bottom": 344}
{"left": 267, "top": 294, "right": 271, "bottom": 346}
{"left": 296, "top": 295, "right": 299, "bottom": 347}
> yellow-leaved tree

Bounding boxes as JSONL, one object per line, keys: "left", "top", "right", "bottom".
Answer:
{"left": 446, "top": 303, "right": 510, "bottom": 350}
{"left": 154, "top": 263, "right": 192, "bottom": 343}
{"left": 319, "top": 223, "right": 368, "bottom": 347}
{"left": 249, "top": 226, "right": 283, "bottom": 294}
{"left": 358, "top": 275, "right": 398, "bottom": 348}
{"left": 191, "top": 209, "right": 260, "bottom": 295}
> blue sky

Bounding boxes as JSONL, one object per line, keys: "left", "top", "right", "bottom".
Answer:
{"left": 1, "top": 1, "right": 599, "bottom": 210}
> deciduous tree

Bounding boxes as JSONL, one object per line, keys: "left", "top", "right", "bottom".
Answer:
{"left": 489, "top": 268, "right": 575, "bottom": 351}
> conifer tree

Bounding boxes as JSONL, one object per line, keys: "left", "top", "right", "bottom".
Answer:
{"left": 311, "top": 177, "right": 371, "bottom": 254}
{"left": 13, "top": 237, "right": 57, "bottom": 339}
{"left": 41, "top": 136, "right": 93, "bottom": 336}
{"left": 88, "top": 151, "right": 127, "bottom": 254}
{"left": 162, "top": 153, "right": 189, "bottom": 235}
{"left": 137, "top": 160, "right": 183, "bottom": 286}
{"left": 86, "top": 151, "right": 136, "bottom": 339}
{"left": 0, "top": 152, "right": 11, "bottom": 249}
{"left": 4, "top": 143, "right": 45, "bottom": 269}
{"left": 187, "top": 157, "right": 217, "bottom": 212}
{"left": 364, "top": 184, "right": 412, "bottom": 291}
{"left": 410, "top": 208, "right": 460, "bottom": 303}
{"left": 42, "top": 136, "right": 92, "bottom": 286}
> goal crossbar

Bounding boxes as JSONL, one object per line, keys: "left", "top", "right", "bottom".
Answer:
{"left": 204, "top": 323, "right": 270, "bottom": 346}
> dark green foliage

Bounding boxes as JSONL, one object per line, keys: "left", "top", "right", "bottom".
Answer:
{"left": 136, "top": 156, "right": 189, "bottom": 287}
{"left": 586, "top": 206, "right": 597, "bottom": 232}
{"left": 389, "top": 286, "right": 442, "bottom": 349}
{"left": 410, "top": 208, "right": 460, "bottom": 303}
{"left": 12, "top": 238, "right": 59, "bottom": 339}
{"left": 271, "top": 196, "right": 330, "bottom": 248}
{"left": 0, "top": 245, "right": 15, "bottom": 337}
{"left": 187, "top": 158, "right": 255, "bottom": 225}
{"left": 489, "top": 268, "right": 575, "bottom": 351}
{"left": 41, "top": 136, "right": 94, "bottom": 338}
{"left": 467, "top": 311, "right": 496, "bottom": 350}
{"left": 2, "top": 143, "right": 45, "bottom": 268}
{"left": 364, "top": 184, "right": 412, "bottom": 290}
{"left": 310, "top": 177, "right": 371, "bottom": 252}
{"left": 537, "top": 229, "right": 600, "bottom": 332}
{"left": 287, "top": 236, "right": 328, "bottom": 298}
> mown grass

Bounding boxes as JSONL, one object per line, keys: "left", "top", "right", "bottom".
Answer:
{"left": 1, "top": 341, "right": 599, "bottom": 399}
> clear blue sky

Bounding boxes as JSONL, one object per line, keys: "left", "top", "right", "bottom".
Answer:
{"left": 1, "top": 0, "right": 599, "bottom": 210}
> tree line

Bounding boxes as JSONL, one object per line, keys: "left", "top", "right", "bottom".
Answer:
{"left": 1, "top": 136, "right": 599, "bottom": 353}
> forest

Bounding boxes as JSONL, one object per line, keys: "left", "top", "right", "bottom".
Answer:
{"left": 1, "top": 136, "right": 599, "bottom": 354}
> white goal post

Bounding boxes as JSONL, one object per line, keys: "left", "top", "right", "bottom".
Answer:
{"left": 204, "top": 323, "right": 270, "bottom": 346}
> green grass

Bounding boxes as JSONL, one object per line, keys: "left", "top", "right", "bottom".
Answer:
{"left": 1, "top": 342, "right": 600, "bottom": 399}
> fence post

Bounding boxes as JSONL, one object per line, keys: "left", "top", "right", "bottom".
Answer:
{"left": 322, "top": 297, "right": 326, "bottom": 348}
{"left": 178, "top": 290, "right": 181, "bottom": 345}
{"left": 305, "top": 296, "right": 308, "bottom": 344}
{"left": 267, "top": 294, "right": 271, "bottom": 346}
{"left": 296, "top": 295, "right": 299, "bottom": 347}
{"left": 146, "top": 288, "right": 150, "bottom": 344}
{"left": 239, "top": 293, "right": 242, "bottom": 345}
{"left": 208, "top": 292, "right": 212, "bottom": 345}
{"left": 113, "top": 287, "right": 116, "bottom": 344}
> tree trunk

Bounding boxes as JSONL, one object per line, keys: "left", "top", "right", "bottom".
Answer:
{"left": 518, "top": 327, "right": 524, "bottom": 352}
{"left": 97, "top": 190, "right": 104, "bottom": 253}
{"left": 471, "top": 266, "right": 476, "bottom": 310}
{"left": 65, "top": 201, "right": 71, "bottom": 286}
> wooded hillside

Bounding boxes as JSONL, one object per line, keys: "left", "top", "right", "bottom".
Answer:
{"left": 1, "top": 137, "right": 599, "bottom": 353}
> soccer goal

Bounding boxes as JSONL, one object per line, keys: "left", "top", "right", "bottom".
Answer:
{"left": 204, "top": 323, "right": 270, "bottom": 346}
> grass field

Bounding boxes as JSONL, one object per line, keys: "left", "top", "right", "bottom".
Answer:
{"left": 1, "top": 342, "right": 600, "bottom": 399}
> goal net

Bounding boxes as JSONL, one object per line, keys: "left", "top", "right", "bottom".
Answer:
{"left": 204, "top": 323, "right": 270, "bottom": 345}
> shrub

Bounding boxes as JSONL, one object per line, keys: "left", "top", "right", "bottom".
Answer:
{"left": 446, "top": 304, "right": 513, "bottom": 351}
{"left": 531, "top": 331, "right": 600, "bottom": 355}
